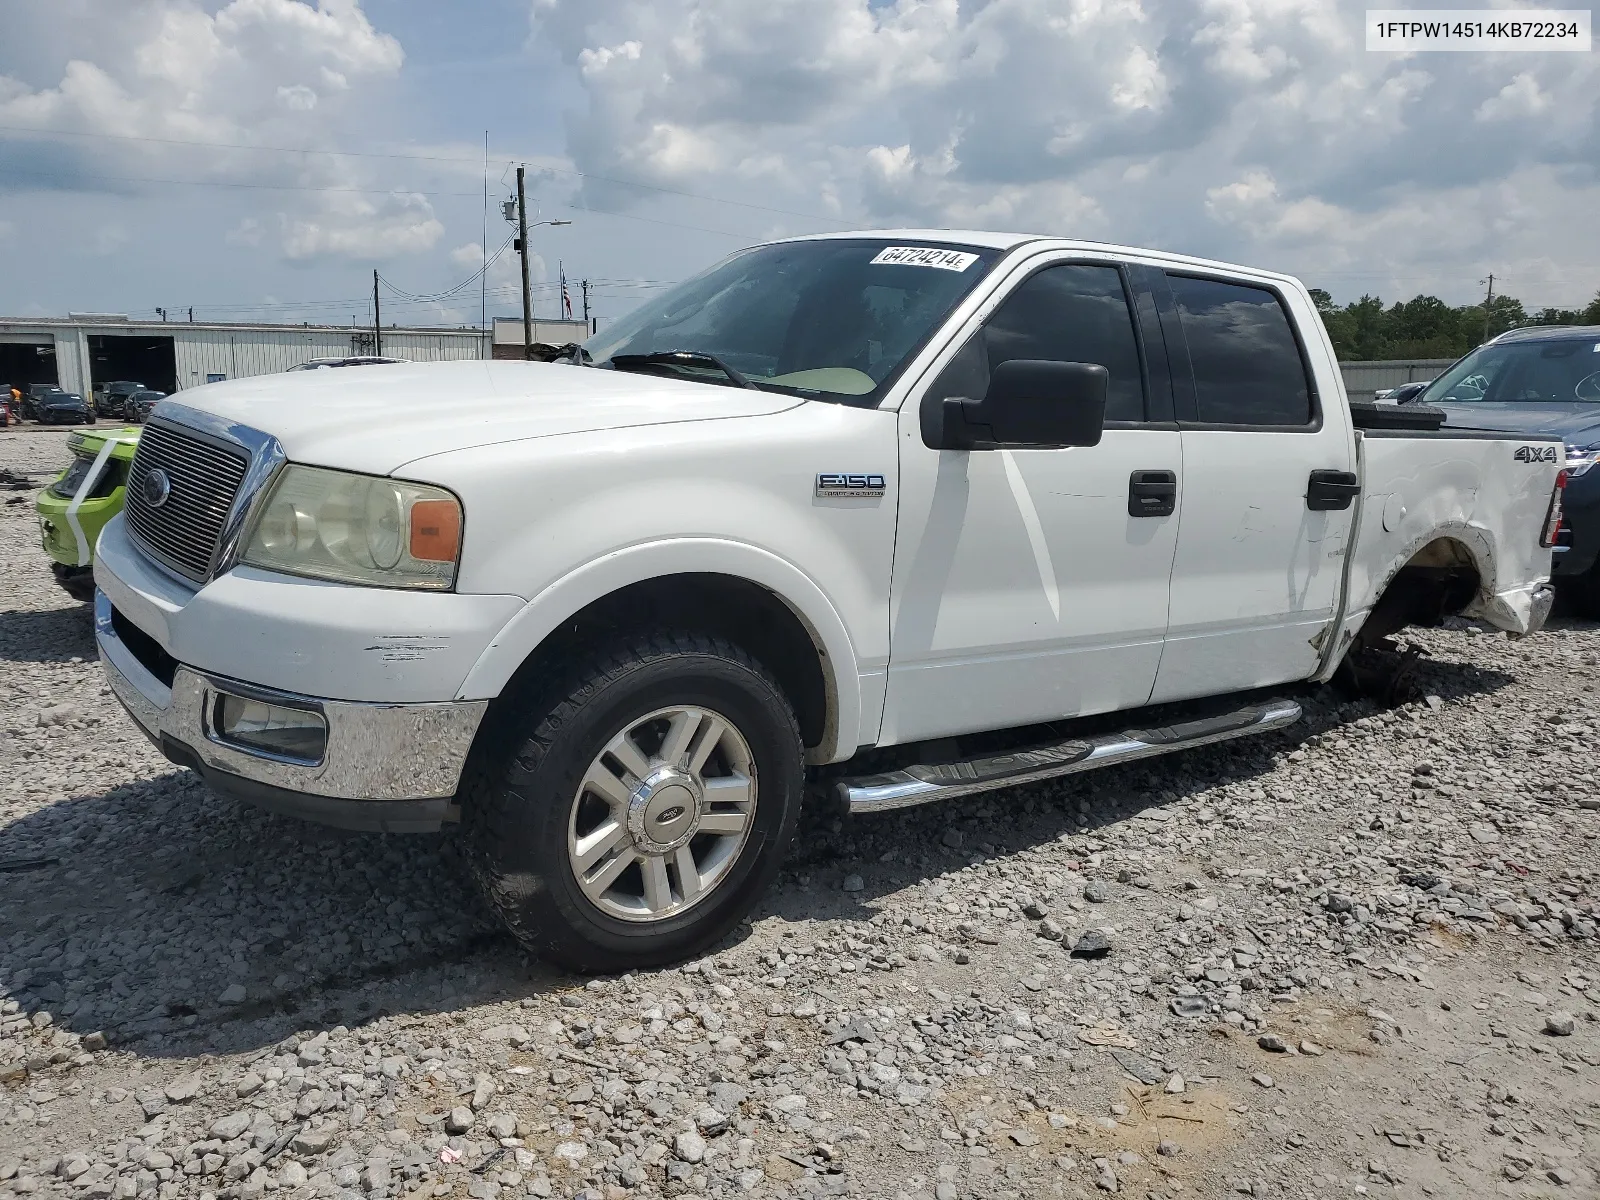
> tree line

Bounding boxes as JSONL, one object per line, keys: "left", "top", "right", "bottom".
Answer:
{"left": 1309, "top": 287, "right": 1600, "bottom": 362}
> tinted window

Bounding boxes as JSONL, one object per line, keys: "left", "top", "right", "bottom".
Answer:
{"left": 930, "top": 263, "right": 1145, "bottom": 421}
{"left": 1422, "top": 338, "right": 1600, "bottom": 405}
{"left": 1169, "top": 276, "right": 1311, "bottom": 426}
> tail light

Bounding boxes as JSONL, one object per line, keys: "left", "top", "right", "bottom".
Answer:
{"left": 1540, "top": 469, "right": 1568, "bottom": 549}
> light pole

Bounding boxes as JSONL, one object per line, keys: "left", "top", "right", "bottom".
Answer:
{"left": 513, "top": 166, "right": 572, "bottom": 360}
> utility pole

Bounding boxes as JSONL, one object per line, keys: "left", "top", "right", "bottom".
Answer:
{"left": 582, "top": 279, "right": 590, "bottom": 331}
{"left": 516, "top": 165, "right": 532, "bottom": 360}
{"left": 372, "top": 269, "right": 382, "bottom": 357}
{"left": 1480, "top": 273, "right": 1496, "bottom": 343}
{"left": 188, "top": 306, "right": 193, "bottom": 323}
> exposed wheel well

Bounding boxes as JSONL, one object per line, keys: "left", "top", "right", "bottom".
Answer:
{"left": 488, "top": 574, "right": 831, "bottom": 751}
{"left": 1355, "top": 536, "right": 1482, "bottom": 649}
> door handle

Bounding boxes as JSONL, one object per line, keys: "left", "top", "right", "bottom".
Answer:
{"left": 1128, "top": 470, "right": 1177, "bottom": 517}
{"left": 1306, "top": 469, "right": 1360, "bottom": 511}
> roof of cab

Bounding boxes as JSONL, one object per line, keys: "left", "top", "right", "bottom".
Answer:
{"left": 774, "top": 228, "right": 1306, "bottom": 289}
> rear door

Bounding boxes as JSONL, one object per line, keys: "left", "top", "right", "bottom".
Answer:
{"left": 1146, "top": 269, "right": 1357, "bottom": 703}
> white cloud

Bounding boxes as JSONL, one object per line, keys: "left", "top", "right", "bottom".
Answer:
{"left": 1476, "top": 73, "right": 1550, "bottom": 121}
{"left": 278, "top": 191, "right": 443, "bottom": 260}
{"left": 0, "top": 0, "right": 411, "bottom": 261}
{"left": 527, "top": 0, "right": 1600, "bottom": 302}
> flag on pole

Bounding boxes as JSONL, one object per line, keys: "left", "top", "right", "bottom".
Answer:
{"left": 560, "top": 263, "right": 572, "bottom": 319}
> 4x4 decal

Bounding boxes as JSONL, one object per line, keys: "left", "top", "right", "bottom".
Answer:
{"left": 1514, "top": 445, "right": 1558, "bottom": 464}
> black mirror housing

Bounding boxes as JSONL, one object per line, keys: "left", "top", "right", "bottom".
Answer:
{"left": 922, "top": 359, "right": 1108, "bottom": 450}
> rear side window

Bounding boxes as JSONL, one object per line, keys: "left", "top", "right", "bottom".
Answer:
{"left": 930, "top": 263, "right": 1146, "bottom": 422}
{"left": 1169, "top": 275, "right": 1312, "bottom": 426}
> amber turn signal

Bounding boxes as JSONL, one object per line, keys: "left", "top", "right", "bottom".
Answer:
{"left": 409, "top": 498, "right": 462, "bottom": 562}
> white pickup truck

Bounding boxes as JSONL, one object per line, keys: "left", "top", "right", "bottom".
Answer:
{"left": 93, "top": 231, "right": 1561, "bottom": 970}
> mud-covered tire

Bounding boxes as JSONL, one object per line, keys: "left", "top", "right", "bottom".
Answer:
{"left": 461, "top": 632, "right": 804, "bottom": 973}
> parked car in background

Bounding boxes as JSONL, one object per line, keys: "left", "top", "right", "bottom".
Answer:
{"left": 37, "top": 391, "right": 93, "bottom": 424}
{"left": 37, "top": 425, "right": 140, "bottom": 601}
{"left": 22, "top": 384, "right": 69, "bottom": 420}
{"left": 1407, "top": 324, "right": 1600, "bottom": 615}
{"left": 1374, "top": 380, "right": 1431, "bottom": 404}
{"left": 124, "top": 389, "right": 167, "bottom": 423}
{"left": 286, "top": 356, "right": 408, "bottom": 371}
{"left": 99, "top": 381, "right": 149, "bottom": 420}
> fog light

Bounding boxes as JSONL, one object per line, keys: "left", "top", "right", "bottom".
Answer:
{"left": 214, "top": 693, "right": 327, "bottom": 763}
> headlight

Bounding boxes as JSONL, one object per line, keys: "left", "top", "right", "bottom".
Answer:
{"left": 241, "top": 465, "right": 462, "bottom": 590}
{"left": 1566, "top": 445, "right": 1600, "bottom": 478}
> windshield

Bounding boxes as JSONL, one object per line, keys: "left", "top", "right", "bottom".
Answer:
{"left": 581, "top": 238, "right": 1002, "bottom": 403}
{"left": 1421, "top": 337, "right": 1600, "bottom": 405}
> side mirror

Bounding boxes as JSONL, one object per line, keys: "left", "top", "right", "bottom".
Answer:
{"left": 923, "top": 359, "right": 1107, "bottom": 450}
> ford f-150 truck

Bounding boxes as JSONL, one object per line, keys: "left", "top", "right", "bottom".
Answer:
{"left": 91, "top": 231, "right": 1562, "bottom": 971}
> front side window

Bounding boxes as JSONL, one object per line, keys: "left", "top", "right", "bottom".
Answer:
{"left": 1169, "top": 275, "right": 1312, "bottom": 426}
{"left": 581, "top": 239, "right": 1001, "bottom": 404}
{"left": 1421, "top": 338, "right": 1600, "bottom": 405}
{"left": 928, "top": 262, "right": 1146, "bottom": 422}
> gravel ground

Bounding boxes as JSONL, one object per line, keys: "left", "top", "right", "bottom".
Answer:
{"left": 2, "top": 426, "right": 1598, "bottom": 1200}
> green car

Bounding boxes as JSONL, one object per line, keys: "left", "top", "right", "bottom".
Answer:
{"left": 37, "top": 426, "right": 141, "bottom": 602}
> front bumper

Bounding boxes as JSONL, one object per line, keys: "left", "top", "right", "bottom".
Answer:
{"left": 96, "top": 591, "right": 488, "bottom": 832}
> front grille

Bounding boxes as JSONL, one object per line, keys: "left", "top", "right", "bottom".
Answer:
{"left": 124, "top": 422, "right": 250, "bottom": 581}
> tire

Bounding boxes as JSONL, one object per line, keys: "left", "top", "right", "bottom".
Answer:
{"left": 462, "top": 631, "right": 804, "bottom": 972}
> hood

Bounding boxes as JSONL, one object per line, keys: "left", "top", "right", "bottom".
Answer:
{"left": 1432, "top": 400, "right": 1600, "bottom": 446}
{"left": 44, "top": 396, "right": 86, "bottom": 407}
{"left": 160, "top": 360, "right": 805, "bottom": 475}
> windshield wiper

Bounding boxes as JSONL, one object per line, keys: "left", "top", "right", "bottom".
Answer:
{"left": 609, "top": 350, "right": 765, "bottom": 390}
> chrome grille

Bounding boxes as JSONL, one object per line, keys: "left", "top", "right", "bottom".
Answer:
{"left": 124, "top": 422, "right": 250, "bottom": 582}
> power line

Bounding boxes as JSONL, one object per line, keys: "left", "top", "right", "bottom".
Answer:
{"left": 0, "top": 123, "right": 854, "bottom": 226}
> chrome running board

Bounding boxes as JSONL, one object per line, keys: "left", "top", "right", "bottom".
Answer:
{"left": 837, "top": 698, "right": 1302, "bottom": 813}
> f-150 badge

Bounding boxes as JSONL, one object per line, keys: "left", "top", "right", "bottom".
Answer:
{"left": 816, "top": 473, "right": 886, "bottom": 498}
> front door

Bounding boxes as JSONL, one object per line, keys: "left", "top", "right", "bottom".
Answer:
{"left": 881, "top": 258, "right": 1182, "bottom": 745}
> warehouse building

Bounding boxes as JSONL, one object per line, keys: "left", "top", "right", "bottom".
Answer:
{"left": 0, "top": 315, "right": 488, "bottom": 401}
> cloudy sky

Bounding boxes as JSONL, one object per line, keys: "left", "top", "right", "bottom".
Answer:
{"left": 1, "top": 0, "right": 1596, "bottom": 329}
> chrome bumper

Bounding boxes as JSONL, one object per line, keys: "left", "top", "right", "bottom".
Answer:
{"left": 96, "top": 591, "right": 488, "bottom": 829}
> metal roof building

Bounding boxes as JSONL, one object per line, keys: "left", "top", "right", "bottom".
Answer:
{"left": 0, "top": 315, "right": 488, "bottom": 400}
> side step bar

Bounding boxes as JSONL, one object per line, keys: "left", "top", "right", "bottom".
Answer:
{"left": 836, "top": 698, "right": 1302, "bottom": 813}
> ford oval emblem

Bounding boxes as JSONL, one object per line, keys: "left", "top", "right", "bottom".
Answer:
{"left": 143, "top": 468, "right": 172, "bottom": 509}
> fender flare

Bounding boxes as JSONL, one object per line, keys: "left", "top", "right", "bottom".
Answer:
{"left": 455, "top": 537, "right": 864, "bottom": 764}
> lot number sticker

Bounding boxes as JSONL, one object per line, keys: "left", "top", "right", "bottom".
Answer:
{"left": 870, "top": 246, "right": 979, "bottom": 271}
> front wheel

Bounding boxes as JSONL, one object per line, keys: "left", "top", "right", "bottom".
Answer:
{"left": 462, "top": 632, "right": 804, "bottom": 972}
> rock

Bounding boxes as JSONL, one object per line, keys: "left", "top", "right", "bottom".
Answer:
{"left": 1252, "top": 1073, "right": 1274, "bottom": 1088}
{"left": 1022, "top": 900, "right": 1049, "bottom": 920}
{"left": 1298, "top": 1040, "right": 1324, "bottom": 1056}
{"left": 1070, "top": 929, "right": 1112, "bottom": 958}
{"left": 210, "top": 1111, "right": 252, "bottom": 1140}
{"left": 1083, "top": 880, "right": 1111, "bottom": 904}
{"left": 552, "top": 1141, "right": 588, "bottom": 1164}
{"left": 1468, "top": 823, "right": 1500, "bottom": 844}
{"left": 1171, "top": 997, "right": 1207, "bottom": 1018}
{"left": 1323, "top": 893, "right": 1354, "bottom": 914}
{"left": 445, "top": 1106, "right": 475, "bottom": 1134}
{"left": 164, "top": 1073, "right": 204, "bottom": 1103}
{"left": 1544, "top": 1012, "right": 1576, "bottom": 1037}
{"left": 1163, "top": 1073, "right": 1185, "bottom": 1094}
{"left": 1258, "top": 1035, "right": 1288, "bottom": 1053}
{"left": 1157, "top": 1139, "right": 1181, "bottom": 1157}
{"left": 291, "top": 1127, "right": 336, "bottom": 1156}
{"left": 674, "top": 1131, "right": 706, "bottom": 1164}
{"left": 841, "top": 874, "right": 865, "bottom": 893}
{"left": 1036, "top": 918, "right": 1065, "bottom": 941}
{"left": 941, "top": 828, "right": 964, "bottom": 849}
{"left": 278, "top": 1162, "right": 307, "bottom": 1188}
{"left": 486, "top": 1112, "right": 518, "bottom": 1139}
{"left": 80, "top": 1032, "right": 107, "bottom": 1052}
{"left": 235, "top": 1072, "right": 263, "bottom": 1098}
{"left": 217, "top": 984, "right": 247, "bottom": 1006}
